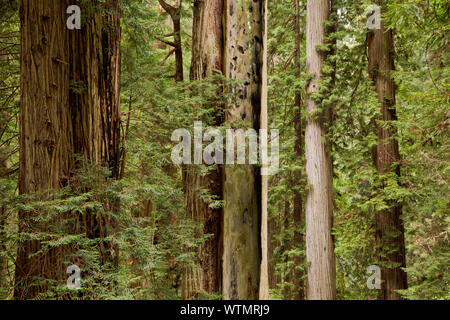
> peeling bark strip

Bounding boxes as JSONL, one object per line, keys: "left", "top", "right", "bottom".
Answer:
{"left": 222, "top": 0, "right": 264, "bottom": 300}
{"left": 305, "top": 0, "right": 336, "bottom": 300}
{"left": 367, "top": 3, "right": 407, "bottom": 300}
{"left": 182, "top": 0, "right": 224, "bottom": 299}
{"left": 15, "top": 0, "right": 72, "bottom": 299}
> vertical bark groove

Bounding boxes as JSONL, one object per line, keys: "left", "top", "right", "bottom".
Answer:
{"left": 68, "top": 0, "right": 121, "bottom": 267}
{"left": 15, "top": 0, "right": 121, "bottom": 299}
{"left": 15, "top": 0, "right": 72, "bottom": 299}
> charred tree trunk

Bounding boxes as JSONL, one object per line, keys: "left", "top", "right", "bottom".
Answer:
{"left": 304, "top": 0, "right": 336, "bottom": 300}
{"left": 181, "top": 0, "right": 224, "bottom": 299}
{"left": 367, "top": 3, "right": 407, "bottom": 300}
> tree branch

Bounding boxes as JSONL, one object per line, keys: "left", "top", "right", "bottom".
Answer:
{"left": 158, "top": 0, "right": 177, "bottom": 16}
{"left": 155, "top": 37, "right": 176, "bottom": 48}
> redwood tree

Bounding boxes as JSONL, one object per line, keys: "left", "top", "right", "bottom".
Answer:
{"left": 68, "top": 0, "right": 121, "bottom": 267}
{"left": 183, "top": 0, "right": 267, "bottom": 300}
{"left": 15, "top": 0, "right": 121, "bottom": 299}
{"left": 367, "top": 3, "right": 407, "bottom": 300}
{"left": 181, "top": 0, "right": 224, "bottom": 299}
{"left": 15, "top": 0, "right": 72, "bottom": 299}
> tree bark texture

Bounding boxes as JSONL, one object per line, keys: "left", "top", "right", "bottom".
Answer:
{"left": 68, "top": 0, "right": 121, "bottom": 267}
{"left": 182, "top": 0, "right": 224, "bottom": 299}
{"left": 259, "top": 0, "right": 269, "bottom": 300}
{"left": 15, "top": 0, "right": 121, "bottom": 299}
{"left": 293, "top": 0, "right": 305, "bottom": 301}
{"left": 222, "top": 0, "right": 264, "bottom": 300}
{"left": 367, "top": 3, "right": 407, "bottom": 300}
{"left": 15, "top": 0, "right": 72, "bottom": 299}
{"left": 305, "top": 0, "right": 336, "bottom": 300}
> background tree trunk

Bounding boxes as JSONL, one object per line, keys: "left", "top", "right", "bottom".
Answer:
{"left": 367, "top": 4, "right": 407, "bottom": 300}
{"left": 68, "top": 0, "right": 121, "bottom": 267}
{"left": 0, "top": 152, "right": 9, "bottom": 298}
{"left": 158, "top": 0, "right": 183, "bottom": 81}
{"left": 181, "top": 0, "right": 224, "bottom": 299}
{"left": 304, "top": 0, "right": 336, "bottom": 300}
{"left": 293, "top": 0, "right": 305, "bottom": 301}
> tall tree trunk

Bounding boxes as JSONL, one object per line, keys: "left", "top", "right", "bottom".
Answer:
{"left": 367, "top": 3, "right": 407, "bottom": 300}
{"left": 181, "top": 0, "right": 224, "bottom": 299}
{"left": 292, "top": 0, "right": 305, "bottom": 301}
{"left": 0, "top": 152, "right": 8, "bottom": 298}
{"left": 222, "top": 0, "right": 264, "bottom": 300}
{"left": 184, "top": 0, "right": 266, "bottom": 300}
{"left": 68, "top": 0, "right": 121, "bottom": 267}
{"left": 304, "top": 0, "right": 336, "bottom": 300}
{"left": 259, "top": 0, "right": 269, "bottom": 300}
{"left": 15, "top": 0, "right": 72, "bottom": 299}
{"left": 15, "top": 0, "right": 121, "bottom": 299}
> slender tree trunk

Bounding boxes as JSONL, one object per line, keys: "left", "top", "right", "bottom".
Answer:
{"left": 0, "top": 216, "right": 7, "bottom": 298}
{"left": 367, "top": 3, "right": 407, "bottom": 300}
{"left": 0, "top": 155, "right": 8, "bottom": 298}
{"left": 259, "top": 0, "right": 269, "bottom": 300}
{"left": 172, "top": 5, "right": 183, "bottom": 82}
{"left": 222, "top": 0, "right": 265, "bottom": 300}
{"left": 0, "top": 208, "right": 7, "bottom": 298}
{"left": 282, "top": 199, "right": 291, "bottom": 298}
{"left": 267, "top": 174, "right": 280, "bottom": 290}
{"left": 15, "top": 0, "right": 72, "bottom": 299}
{"left": 158, "top": 0, "right": 183, "bottom": 81}
{"left": 304, "top": 0, "right": 336, "bottom": 300}
{"left": 181, "top": 0, "right": 224, "bottom": 299}
{"left": 293, "top": 0, "right": 305, "bottom": 301}
{"left": 267, "top": 213, "right": 279, "bottom": 289}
